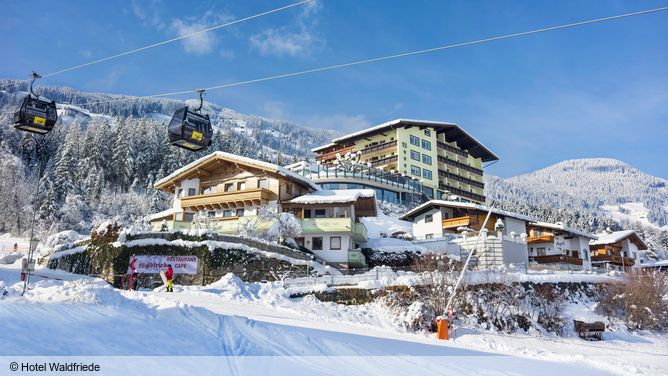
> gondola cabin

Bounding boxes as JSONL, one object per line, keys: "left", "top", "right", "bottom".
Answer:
{"left": 168, "top": 106, "right": 213, "bottom": 152}
{"left": 13, "top": 95, "right": 58, "bottom": 134}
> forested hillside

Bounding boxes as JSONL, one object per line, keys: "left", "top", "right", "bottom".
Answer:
{"left": 0, "top": 80, "right": 337, "bottom": 237}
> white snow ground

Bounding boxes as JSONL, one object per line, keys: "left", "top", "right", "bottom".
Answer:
{"left": 1, "top": 261, "right": 666, "bottom": 376}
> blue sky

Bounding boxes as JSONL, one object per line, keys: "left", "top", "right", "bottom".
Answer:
{"left": 1, "top": 0, "right": 667, "bottom": 178}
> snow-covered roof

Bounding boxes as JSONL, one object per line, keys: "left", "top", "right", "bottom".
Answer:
{"left": 311, "top": 119, "right": 499, "bottom": 162}
{"left": 400, "top": 200, "right": 534, "bottom": 222}
{"left": 529, "top": 221, "right": 597, "bottom": 239}
{"left": 285, "top": 189, "right": 376, "bottom": 205}
{"left": 146, "top": 208, "right": 177, "bottom": 222}
{"left": 154, "top": 151, "right": 320, "bottom": 191}
{"left": 590, "top": 230, "right": 647, "bottom": 249}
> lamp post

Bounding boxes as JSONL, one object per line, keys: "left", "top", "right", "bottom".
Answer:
{"left": 22, "top": 135, "right": 45, "bottom": 296}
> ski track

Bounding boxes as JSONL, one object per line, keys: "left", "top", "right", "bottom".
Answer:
{"left": 1, "top": 263, "right": 666, "bottom": 375}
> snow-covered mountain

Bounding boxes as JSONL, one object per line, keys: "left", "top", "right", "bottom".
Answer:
{"left": 485, "top": 158, "right": 668, "bottom": 228}
{"left": 0, "top": 79, "right": 338, "bottom": 160}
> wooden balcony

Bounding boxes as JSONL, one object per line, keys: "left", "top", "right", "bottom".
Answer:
{"left": 316, "top": 145, "right": 355, "bottom": 162}
{"left": 180, "top": 188, "right": 276, "bottom": 210}
{"left": 527, "top": 234, "right": 555, "bottom": 244}
{"left": 591, "top": 255, "right": 636, "bottom": 267}
{"left": 530, "top": 255, "right": 583, "bottom": 266}
{"left": 442, "top": 215, "right": 474, "bottom": 229}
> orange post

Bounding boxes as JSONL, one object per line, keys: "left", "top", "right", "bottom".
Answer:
{"left": 436, "top": 319, "right": 449, "bottom": 340}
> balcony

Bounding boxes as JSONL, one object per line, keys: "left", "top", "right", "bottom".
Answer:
{"left": 359, "top": 140, "right": 397, "bottom": 156}
{"left": 369, "top": 155, "right": 398, "bottom": 168}
{"left": 591, "top": 254, "right": 636, "bottom": 267}
{"left": 530, "top": 255, "right": 583, "bottom": 266}
{"left": 527, "top": 234, "right": 555, "bottom": 244}
{"left": 316, "top": 145, "right": 355, "bottom": 162}
{"left": 437, "top": 141, "right": 468, "bottom": 158}
{"left": 442, "top": 215, "right": 474, "bottom": 229}
{"left": 438, "top": 169, "right": 485, "bottom": 189}
{"left": 437, "top": 155, "right": 483, "bottom": 176}
{"left": 299, "top": 218, "right": 368, "bottom": 242}
{"left": 180, "top": 188, "right": 276, "bottom": 210}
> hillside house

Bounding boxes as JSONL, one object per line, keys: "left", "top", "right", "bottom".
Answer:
{"left": 526, "top": 222, "right": 597, "bottom": 270}
{"left": 590, "top": 230, "right": 648, "bottom": 272}
{"left": 149, "top": 152, "right": 374, "bottom": 267}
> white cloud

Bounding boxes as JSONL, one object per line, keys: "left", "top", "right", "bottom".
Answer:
{"left": 171, "top": 11, "right": 235, "bottom": 56}
{"left": 171, "top": 19, "right": 217, "bottom": 55}
{"left": 250, "top": 28, "right": 318, "bottom": 57}
{"left": 249, "top": 0, "right": 323, "bottom": 58}
{"left": 131, "top": 0, "right": 165, "bottom": 30}
{"left": 262, "top": 101, "right": 288, "bottom": 119}
{"left": 78, "top": 50, "right": 92, "bottom": 58}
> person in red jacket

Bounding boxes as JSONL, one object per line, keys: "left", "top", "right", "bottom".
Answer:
{"left": 165, "top": 265, "right": 174, "bottom": 292}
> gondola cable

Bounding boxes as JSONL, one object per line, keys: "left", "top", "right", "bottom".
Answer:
{"left": 70, "top": 6, "right": 668, "bottom": 111}
{"left": 0, "top": 0, "right": 314, "bottom": 90}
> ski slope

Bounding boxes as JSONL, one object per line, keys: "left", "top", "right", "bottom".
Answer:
{"left": 1, "top": 262, "right": 666, "bottom": 375}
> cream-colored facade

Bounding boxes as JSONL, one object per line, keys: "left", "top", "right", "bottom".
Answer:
{"left": 313, "top": 119, "right": 497, "bottom": 203}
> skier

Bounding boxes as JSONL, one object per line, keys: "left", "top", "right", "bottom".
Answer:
{"left": 128, "top": 254, "right": 139, "bottom": 291}
{"left": 165, "top": 264, "right": 174, "bottom": 292}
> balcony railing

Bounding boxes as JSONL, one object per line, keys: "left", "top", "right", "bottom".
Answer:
{"left": 437, "top": 141, "right": 468, "bottom": 158}
{"left": 530, "top": 255, "right": 583, "bottom": 266}
{"left": 359, "top": 140, "right": 397, "bottom": 155}
{"left": 370, "top": 155, "right": 398, "bottom": 167}
{"left": 438, "top": 184, "right": 486, "bottom": 203}
{"left": 527, "top": 234, "right": 555, "bottom": 244}
{"left": 591, "top": 255, "right": 636, "bottom": 266}
{"left": 442, "top": 215, "right": 474, "bottom": 229}
{"left": 180, "top": 188, "right": 275, "bottom": 210}
{"left": 316, "top": 145, "right": 355, "bottom": 162}
{"left": 299, "top": 218, "right": 368, "bottom": 242}
{"left": 437, "top": 155, "right": 483, "bottom": 176}
{"left": 438, "top": 169, "right": 485, "bottom": 189}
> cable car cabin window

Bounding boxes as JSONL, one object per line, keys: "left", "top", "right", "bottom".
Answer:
{"left": 167, "top": 106, "right": 213, "bottom": 151}
{"left": 14, "top": 95, "right": 58, "bottom": 134}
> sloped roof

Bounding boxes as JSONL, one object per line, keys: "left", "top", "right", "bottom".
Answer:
{"left": 311, "top": 119, "right": 499, "bottom": 162}
{"left": 285, "top": 189, "right": 376, "bottom": 204}
{"left": 590, "top": 230, "right": 648, "bottom": 249}
{"left": 154, "top": 151, "right": 320, "bottom": 191}
{"left": 529, "top": 221, "right": 597, "bottom": 239}
{"left": 399, "top": 200, "right": 533, "bottom": 222}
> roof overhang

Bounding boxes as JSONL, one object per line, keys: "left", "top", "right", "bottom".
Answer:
{"left": 311, "top": 119, "right": 499, "bottom": 162}
{"left": 154, "top": 151, "right": 319, "bottom": 193}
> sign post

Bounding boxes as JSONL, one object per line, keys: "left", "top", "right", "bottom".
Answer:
{"left": 448, "top": 307, "right": 454, "bottom": 340}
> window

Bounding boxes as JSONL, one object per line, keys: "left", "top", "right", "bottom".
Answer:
{"left": 208, "top": 211, "right": 216, "bottom": 217}
{"left": 422, "top": 154, "right": 432, "bottom": 165}
{"left": 410, "top": 135, "right": 420, "bottom": 146}
{"left": 303, "top": 209, "right": 312, "bottom": 218}
{"left": 285, "top": 184, "right": 292, "bottom": 194}
{"left": 425, "top": 214, "right": 433, "bottom": 223}
{"left": 258, "top": 179, "right": 268, "bottom": 189}
{"left": 330, "top": 236, "right": 341, "bottom": 250}
{"left": 223, "top": 209, "right": 235, "bottom": 217}
{"left": 237, "top": 182, "right": 246, "bottom": 190}
{"left": 224, "top": 183, "right": 234, "bottom": 192}
{"left": 425, "top": 234, "right": 434, "bottom": 239}
{"left": 177, "top": 188, "right": 183, "bottom": 198}
{"left": 410, "top": 165, "right": 421, "bottom": 176}
{"left": 183, "top": 213, "right": 194, "bottom": 222}
{"left": 423, "top": 169, "right": 432, "bottom": 180}
{"left": 236, "top": 208, "right": 245, "bottom": 217}
{"left": 424, "top": 129, "right": 431, "bottom": 137}
{"left": 312, "top": 237, "right": 323, "bottom": 250}
{"left": 410, "top": 150, "right": 420, "bottom": 161}
{"left": 188, "top": 188, "right": 196, "bottom": 196}
{"left": 314, "top": 209, "right": 326, "bottom": 218}
{"left": 421, "top": 140, "right": 431, "bottom": 151}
